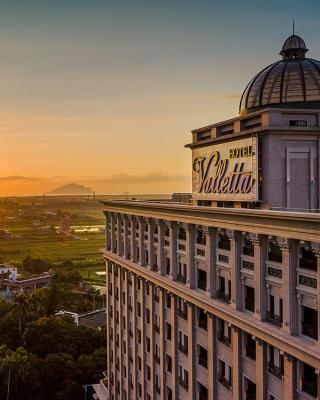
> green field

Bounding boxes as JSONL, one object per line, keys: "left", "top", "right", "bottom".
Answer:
{"left": 0, "top": 230, "right": 104, "bottom": 264}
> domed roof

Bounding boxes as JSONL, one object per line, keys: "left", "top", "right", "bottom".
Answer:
{"left": 239, "top": 34, "right": 320, "bottom": 115}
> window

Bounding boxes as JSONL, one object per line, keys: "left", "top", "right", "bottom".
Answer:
{"left": 243, "top": 236, "right": 254, "bottom": 256}
{"left": 166, "top": 322, "right": 172, "bottom": 340}
{"left": 166, "top": 355, "right": 172, "bottom": 372}
{"left": 217, "top": 318, "right": 231, "bottom": 347}
{"left": 217, "top": 359, "right": 232, "bottom": 390}
{"left": 146, "top": 308, "right": 150, "bottom": 324}
{"left": 196, "top": 229, "right": 206, "bottom": 245}
{"left": 268, "top": 241, "right": 282, "bottom": 263}
{"left": 177, "top": 297, "right": 188, "bottom": 320}
{"left": 302, "top": 306, "right": 318, "bottom": 340}
{"left": 244, "top": 333, "right": 256, "bottom": 360}
{"left": 178, "top": 365, "right": 189, "bottom": 390}
{"left": 198, "top": 382, "right": 208, "bottom": 400}
{"left": 198, "top": 345, "right": 208, "bottom": 369}
{"left": 218, "top": 232, "right": 231, "bottom": 251}
{"left": 267, "top": 345, "right": 284, "bottom": 380}
{"left": 289, "top": 119, "right": 307, "bottom": 127}
{"left": 178, "top": 227, "right": 186, "bottom": 240}
{"left": 178, "top": 331, "right": 188, "bottom": 354}
{"left": 245, "top": 286, "right": 255, "bottom": 312}
{"left": 301, "top": 362, "right": 317, "bottom": 398}
{"left": 299, "top": 245, "right": 317, "bottom": 271}
{"left": 198, "top": 308, "right": 207, "bottom": 331}
{"left": 137, "top": 302, "right": 141, "bottom": 317}
{"left": 146, "top": 336, "right": 150, "bottom": 352}
{"left": 154, "top": 344, "right": 160, "bottom": 363}
{"left": 166, "top": 292, "right": 171, "bottom": 308}
{"left": 197, "top": 269, "right": 207, "bottom": 291}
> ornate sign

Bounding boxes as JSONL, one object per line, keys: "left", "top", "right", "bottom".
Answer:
{"left": 192, "top": 137, "right": 258, "bottom": 202}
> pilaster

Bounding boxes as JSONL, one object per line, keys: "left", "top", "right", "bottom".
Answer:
{"left": 283, "top": 354, "right": 295, "bottom": 400}
{"left": 231, "top": 326, "right": 241, "bottom": 400}
{"left": 156, "top": 220, "right": 165, "bottom": 275}
{"left": 130, "top": 216, "right": 138, "bottom": 263}
{"left": 205, "top": 227, "right": 218, "bottom": 298}
{"left": 138, "top": 217, "right": 146, "bottom": 266}
{"left": 229, "top": 231, "right": 242, "bottom": 310}
{"left": 186, "top": 224, "right": 196, "bottom": 289}
{"left": 147, "top": 218, "right": 155, "bottom": 270}
{"left": 187, "top": 302, "right": 195, "bottom": 399}
{"left": 255, "top": 338, "right": 267, "bottom": 400}
{"left": 279, "top": 237, "right": 298, "bottom": 335}
{"left": 207, "top": 314, "right": 217, "bottom": 400}
{"left": 123, "top": 215, "right": 130, "bottom": 259}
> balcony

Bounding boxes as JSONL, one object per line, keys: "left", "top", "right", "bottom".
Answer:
{"left": 216, "top": 290, "right": 231, "bottom": 304}
{"left": 266, "top": 311, "right": 282, "bottom": 328}
{"left": 267, "top": 362, "right": 284, "bottom": 381}
{"left": 178, "top": 377, "right": 188, "bottom": 390}
{"left": 302, "top": 379, "right": 317, "bottom": 398}
{"left": 245, "top": 346, "right": 256, "bottom": 361}
{"left": 177, "top": 273, "right": 186, "bottom": 283}
{"left": 217, "top": 331, "right": 231, "bottom": 347}
{"left": 198, "top": 355, "right": 208, "bottom": 369}
{"left": 218, "top": 373, "right": 231, "bottom": 390}
{"left": 177, "top": 308, "right": 188, "bottom": 320}
{"left": 302, "top": 322, "right": 318, "bottom": 340}
{"left": 178, "top": 343, "right": 188, "bottom": 355}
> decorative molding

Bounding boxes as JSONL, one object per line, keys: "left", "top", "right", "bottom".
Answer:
{"left": 297, "top": 293, "right": 303, "bottom": 305}
{"left": 276, "top": 237, "right": 291, "bottom": 251}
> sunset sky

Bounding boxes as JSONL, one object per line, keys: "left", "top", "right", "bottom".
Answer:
{"left": 0, "top": 0, "right": 319, "bottom": 195}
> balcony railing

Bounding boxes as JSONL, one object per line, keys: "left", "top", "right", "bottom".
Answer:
{"left": 218, "top": 373, "right": 231, "bottom": 390}
{"left": 266, "top": 311, "right": 282, "bottom": 328}
{"left": 267, "top": 362, "right": 284, "bottom": 381}
{"left": 217, "top": 331, "right": 231, "bottom": 347}
{"left": 216, "top": 290, "right": 231, "bottom": 304}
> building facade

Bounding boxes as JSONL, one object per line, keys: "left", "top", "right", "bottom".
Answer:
{"left": 101, "top": 34, "right": 320, "bottom": 400}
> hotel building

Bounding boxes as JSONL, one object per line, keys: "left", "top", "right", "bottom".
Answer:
{"left": 101, "top": 34, "right": 320, "bottom": 400}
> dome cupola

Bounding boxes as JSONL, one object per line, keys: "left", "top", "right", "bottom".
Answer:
{"left": 239, "top": 32, "right": 320, "bottom": 115}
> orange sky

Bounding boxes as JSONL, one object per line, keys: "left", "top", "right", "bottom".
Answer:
{"left": 1, "top": 1, "right": 319, "bottom": 196}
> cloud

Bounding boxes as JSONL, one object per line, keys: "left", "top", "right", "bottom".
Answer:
{"left": 0, "top": 175, "right": 43, "bottom": 182}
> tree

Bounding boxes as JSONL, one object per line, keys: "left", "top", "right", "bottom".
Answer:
{"left": 0, "top": 346, "right": 41, "bottom": 400}
{"left": 12, "top": 293, "right": 30, "bottom": 339}
{"left": 23, "top": 317, "right": 105, "bottom": 358}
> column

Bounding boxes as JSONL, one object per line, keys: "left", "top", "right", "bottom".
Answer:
{"left": 231, "top": 326, "right": 241, "bottom": 400}
{"left": 279, "top": 238, "right": 298, "bottom": 335}
{"left": 311, "top": 242, "right": 320, "bottom": 345}
{"left": 125, "top": 270, "right": 130, "bottom": 399}
{"left": 123, "top": 215, "right": 130, "bottom": 259}
{"left": 117, "top": 269, "right": 124, "bottom": 400}
{"left": 140, "top": 279, "right": 146, "bottom": 398}
{"left": 186, "top": 224, "right": 195, "bottom": 289}
{"left": 251, "top": 233, "right": 268, "bottom": 320}
{"left": 110, "top": 213, "right": 116, "bottom": 253}
{"left": 207, "top": 314, "right": 217, "bottom": 400}
{"left": 283, "top": 354, "right": 295, "bottom": 400}
{"left": 111, "top": 263, "right": 116, "bottom": 399}
{"left": 316, "top": 369, "right": 320, "bottom": 400}
{"left": 147, "top": 218, "right": 155, "bottom": 270}
{"left": 148, "top": 284, "right": 154, "bottom": 398}
{"left": 169, "top": 221, "right": 177, "bottom": 280}
{"left": 255, "top": 338, "right": 266, "bottom": 400}
{"left": 106, "top": 260, "right": 111, "bottom": 398}
{"left": 187, "top": 303, "right": 195, "bottom": 399}
{"left": 171, "top": 295, "right": 178, "bottom": 399}
{"left": 138, "top": 217, "right": 146, "bottom": 266}
{"left": 156, "top": 220, "right": 165, "bottom": 275}
{"left": 116, "top": 214, "right": 123, "bottom": 257}
{"left": 130, "top": 217, "right": 138, "bottom": 263}
{"left": 229, "top": 231, "right": 242, "bottom": 310}
{"left": 105, "top": 212, "right": 111, "bottom": 250}
{"left": 159, "top": 289, "right": 166, "bottom": 400}
{"left": 131, "top": 274, "right": 138, "bottom": 398}
{"left": 205, "top": 227, "right": 217, "bottom": 298}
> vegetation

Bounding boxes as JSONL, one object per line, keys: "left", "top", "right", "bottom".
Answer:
{"left": 0, "top": 288, "right": 106, "bottom": 400}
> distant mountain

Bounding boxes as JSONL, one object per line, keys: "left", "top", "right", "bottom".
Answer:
{"left": 45, "top": 183, "right": 93, "bottom": 196}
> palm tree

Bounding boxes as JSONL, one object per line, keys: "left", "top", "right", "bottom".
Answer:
{"left": 12, "top": 292, "right": 30, "bottom": 339}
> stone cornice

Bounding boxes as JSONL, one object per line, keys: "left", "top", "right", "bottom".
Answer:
{"left": 102, "top": 201, "right": 320, "bottom": 242}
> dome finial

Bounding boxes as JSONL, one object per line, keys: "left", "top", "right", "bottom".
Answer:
{"left": 280, "top": 30, "right": 308, "bottom": 60}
